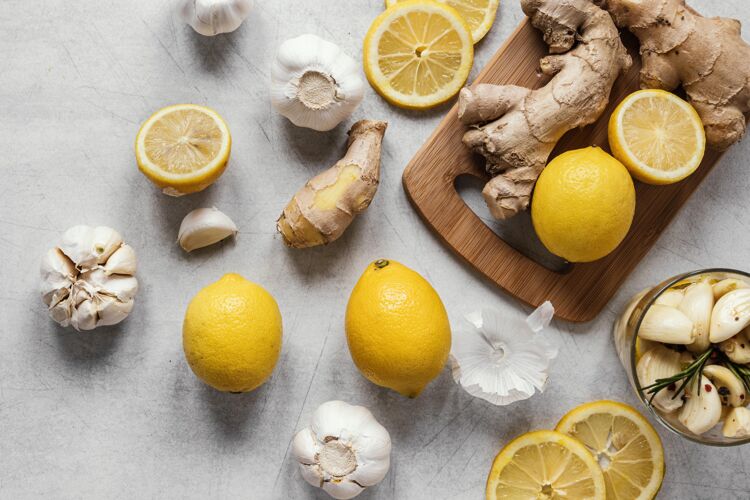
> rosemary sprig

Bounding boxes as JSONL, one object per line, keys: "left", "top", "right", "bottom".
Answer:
{"left": 641, "top": 348, "right": 714, "bottom": 403}
{"left": 724, "top": 358, "right": 750, "bottom": 395}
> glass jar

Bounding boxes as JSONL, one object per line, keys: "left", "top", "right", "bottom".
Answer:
{"left": 614, "top": 268, "right": 750, "bottom": 446}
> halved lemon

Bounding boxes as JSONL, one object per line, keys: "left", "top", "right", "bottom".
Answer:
{"left": 364, "top": 0, "right": 474, "bottom": 109}
{"left": 556, "top": 400, "right": 664, "bottom": 500}
{"left": 486, "top": 430, "right": 606, "bottom": 500}
{"left": 384, "top": 0, "right": 499, "bottom": 43}
{"left": 136, "top": 104, "right": 231, "bottom": 196}
{"left": 609, "top": 89, "right": 705, "bottom": 185}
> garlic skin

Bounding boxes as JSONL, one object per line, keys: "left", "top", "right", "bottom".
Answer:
{"left": 40, "top": 226, "right": 138, "bottom": 331}
{"left": 449, "top": 303, "right": 558, "bottom": 406}
{"left": 678, "top": 375, "right": 722, "bottom": 436}
{"left": 292, "top": 401, "right": 391, "bottom": 500}
{"left": 678, "top": 282, "right": 713, "bottom": 353}
{"left": 271, "top": 34, "right": 365, "bottom": 132}
{"left": 710, "top": 288, "right": 750, "bottom": 343}
{"left": 179, "top": 0, "right": 252, "bottom": 36}
{"left": 178, "top": 207, "right": 238, "bottom": 252}
{"left": 636, "top": 345, "right": 684, "bottom": 413}
{"left": 723, "top": 407, "right": 750, "bottom": 438}
{"left": 638, "top": 304, "right": 695, "bottom": 344}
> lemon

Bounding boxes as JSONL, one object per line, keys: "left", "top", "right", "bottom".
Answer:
{"left": 345, "top": 259, "right": 451, "bottom": 397}
{"left": 486, "top": 430, "right": 606, "bottom": 500}
{"left": 183, "top": 274, "right": 282, "bottom": 393}
{"left": 384, "top": 0, "right": 499, "bottom": 43}
{"left": 364, "top": 0, "right": 474, "bottom": 109}
{"left": 556, "top": 400, "right": 665, "bottom": 500}
{"left": 531, "top": 147, "right": 636, "bottom": 263}
{"left": 136, "top": 104, "right": 231, "bottom": 196}
{"left": 609, "top": 89, "right": 706, "bottom": 185}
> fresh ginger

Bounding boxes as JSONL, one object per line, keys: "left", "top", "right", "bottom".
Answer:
{"left": 459, "top": 0, "right": 632, "bottom": 220}
{"left": 598, "top": 0, "right": 750, "bottom": 151}
{"left": 277, "top": 120, "right": 387, "bottom": 248}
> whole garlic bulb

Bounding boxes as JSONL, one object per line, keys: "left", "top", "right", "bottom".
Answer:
{"left": 292, "top": 400, "right": 391, "bottom": 499}
{"left": 40, "top": 226, "right": 138, "bottom": 331}
{"left": 179, "top": 0, "right": 252, "bottom": 36}
{"left": 271, "top": 34, "right": 365, "bottom": 132}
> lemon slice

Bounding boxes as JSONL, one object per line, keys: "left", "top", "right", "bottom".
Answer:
{"left": 136, "top": 104, "right": 231, "bottom": 196}
{"left": 364, "top": 0, "right": 474, "bottom": 109}
{"left": 608, "top": 89, "right": 705, "bottom": 185}
{"left": 556, "top": 400, "right": 664, "bottom": 500}
{"left": 486, "top": 430, "right": 606, "bottom": 500}
{"left": 384, "top": 0, "right": 499, "bottom": 43}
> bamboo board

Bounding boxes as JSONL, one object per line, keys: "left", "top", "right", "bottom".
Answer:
{"left": 402, "top": 19, "right": 725, "bottom": 323}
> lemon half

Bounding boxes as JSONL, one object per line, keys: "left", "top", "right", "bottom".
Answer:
{"left": 486, "top": 429, "right": 606, "bottom": 500}
{"left": 364, "top": 0, "right": 474, "bottom": 109}
{"left": 136, "top": 104, "right": 231, "bottom": 196}
{"left": 609, "top": 89, "right": 706, "bottom": 185}
{"left": 384, "top": 0, "right": 499, "bottom": 43}
{"left": 556, "top": 400, "right": 665, "bottom": 500}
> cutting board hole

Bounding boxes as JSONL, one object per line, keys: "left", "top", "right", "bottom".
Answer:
{"left": 454, "top": 174, "right": 571, "bottom": 274}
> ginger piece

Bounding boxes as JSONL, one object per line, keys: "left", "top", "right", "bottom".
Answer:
{"left": 277, "top": 120, "right": 387, "bottom": 248}
{"left": 459, "top": 0, "right": 632, "bottom": 220}
{"left": 597, "top": 0, "right": 750, "bottom": 151}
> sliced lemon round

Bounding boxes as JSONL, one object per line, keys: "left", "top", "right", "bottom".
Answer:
{"left": 384, "top": 0, "right": 499, "bottom": 43}
{"left": 486, "top": 430, "right": 606, "bottom": 500}
{"left": 556, "top": 400, "right": 664, "bottom": 500}
{"left": 364, "top": 0, "right": 474, "bottom": 109}
{"left": 136, "top": 104, "right": 231, "bottom": 196}
{"left": 608, "top": 89, "right": 705, "bottom": 185}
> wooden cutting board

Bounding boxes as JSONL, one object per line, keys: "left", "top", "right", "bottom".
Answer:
{"left": 402, "top": 18, "right": 725, "bottom": 323}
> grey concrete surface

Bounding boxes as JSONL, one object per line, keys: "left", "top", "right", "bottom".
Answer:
{"left": 2, "top": 1, "right": 749, "bottom": 498}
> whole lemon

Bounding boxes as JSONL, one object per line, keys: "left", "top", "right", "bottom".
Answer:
{"left": 345, "top": 259, "right": 451, "bottom": 397}
{"left": 532, "top": 147, "right": 636, "bottom": 263}
{"left": 183, "top": 274, "right": 282, "bottom": 392}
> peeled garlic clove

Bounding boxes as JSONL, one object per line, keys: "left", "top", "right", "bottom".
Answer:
{"left": 703, "top": 365, "right": 747, "bottom": 407}
{"left": 71, "top": 299, "right": 98, "bottom": 331}
{"left": 655, "top": 288, "right": 684, "bottom": 307}
{"left": 97, "top": 296, "right": 135, "bottom": 327}
{"left": 59, "top": 225, "right": 96, "bottom": 267}
{"left": 637, "top": 345, "right": 685, "bottom": 413}
{"left": 678, "top": 375, "right": 722, "bottom": 435}
{"left": 712, "top": 278, "right": 749, "bottom": 300}
{"left": 104, "top": 244, "right": 137, "bottom": 275}
{"left": 679, "top": 282, "right": 714, "bottom": 353}
{"left": 722, "top": 407, "right": 750, "bottom": 438}
{"left": 719, "top": 329, "right": 750, "bottom": 364}
{"left": 91, "top": 226, "right": 123, "bottom": 264}
{"left": 709, "top": 288, "right": 750, "bottom": 343}
{"left": 638, "top": 304, "right": 695, "bottom": 344}
{"left": 178, "top": 207, "right": 238, "bottom": 252}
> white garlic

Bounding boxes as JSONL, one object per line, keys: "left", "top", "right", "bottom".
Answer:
{"left": 636, "top": 345, "right": 684, "bottom": 413}
{"left": 712, "top": 278, "right": 749, "bottom": 300}
{"left": 271, "top": 34, "right": 365, "bottom": 132}
{"left": 637, "top": 304, "right": 695, "bottom": 344}
{"left": 719, "top": 329, "right": 750, "bottom": 364}
{"left": 678, "top": 375, "right": 722, "bottom": 436}
{"left": 292, "top": 400, "right": 391, "bottom": 499}
{"left": 709, "top": 288, "right": 750, "bottom": 343}
{"left": 722, "top": 407, "right": 750, "bottom": 438}
{"left": 703, "top": 365, "right": 747, "bottom": 407}
{"left": 178, "top": 207, "right": 238, "bottom": 252}
{"left": 678, "top": 282, "right": 713, "bottom": 353}
{"left": 179, "top": 0, "right": 252, "bottom": 36}
{"left": 654, "top": 288, "right": 684, "bottom": 307}
{"left": 40, "top": 226, "right": 138, "bottom": 331}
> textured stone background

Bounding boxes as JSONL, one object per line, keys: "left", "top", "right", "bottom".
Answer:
{"left": 1, "top": 1, "right": 749, "bottom": 498}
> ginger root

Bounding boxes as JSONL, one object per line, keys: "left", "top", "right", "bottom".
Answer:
{"left": 277, "top": 120, "right": 387, "bottom": 248}
{"left": 459, "top": 0, "right": 632, "bottom": 220}
{"left": 597, "top": 0, "right": 750, "bottom": 151}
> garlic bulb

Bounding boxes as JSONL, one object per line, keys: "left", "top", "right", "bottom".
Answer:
{"left": 179, "top": 0, "right": 252, "bottom": 36}
{"left": 449, "top": 302, "right": 558, "bottom": 406}
{"left": 40, "top": 226, "right": 138, "bottom": 331}
{"left": 271, "top": 34, "right": 365, "bottom": 132}
{"left": 292, "top": 400, "right": 391, "bottom": 499}
{"left": 178, "top": 207, "right": 237, "bottom": 252}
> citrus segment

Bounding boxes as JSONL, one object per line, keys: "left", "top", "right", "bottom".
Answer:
{"left": 385, "top": 0, "right": 499, "bottom": 43}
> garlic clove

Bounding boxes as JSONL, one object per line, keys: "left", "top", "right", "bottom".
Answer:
{"left": 709, "top": 288, "right": 750, "bottom": 343}
{"left": 712, "top": 278, "right": 749, "bottom": 300}
{"left": 40, "top": 248, "right": 77, "bottom": 306}
{"left": 703, "top": 364, "right": 747, "bottom": 407}
{"left": 178, "top": 207, "right": 238, "bottom": 252}
{"left": 678, "top": 282, "right": 714, "bottom": 353}
{"left": 655, "top": 288, "right": 684, "bottom": 307}
{"left": 82, "top": 269, "right": 139, "bottom": 301}
{"left": 180, "top": 0, "right": 252, "bottom": 37}
{"left": 91, "top": 226, "right": 123, "bottom": 264}
{"left": 322, "top": 481, "right": 364, "bottom": 500}
{"left": 71, "top": 299, "right": 98, "bottom": 331}
{"left": 719, "top": 329, "right": 750, "bottom": 364}
{"left": 722, "top": 407, "right": 750, "bottom": 438}
{"left": 104, "top": 244, "right": 137, "bottom": 275}
{"left": 636, "top": 345, "right": 684, "bottom": 413}
{"left": 49, "top": 299, "right": 72, "bottom": 327}
{"left": 96, "top": 296, "right": 135, "bottom": 327}
{"left": 637, "top": 304, "right": 695, "bottom": 344}
{"left": 678, "top": 375, "right": 722, "bottom": 435}
{"left": 59, "top": 225, "right": 96, "bottom": 267}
